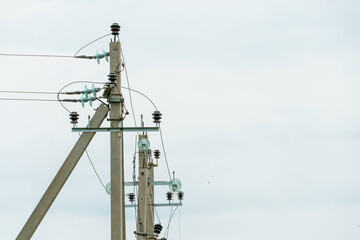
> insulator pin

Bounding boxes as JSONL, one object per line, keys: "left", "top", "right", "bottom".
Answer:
{"left": 127, "top": 193, "right": 135, "bottom": 203}
{"left": 154, "top": 150, "right": 160, "bottom": 159}
{"left": 166, "top": 191, "right": 173, "bottom": 201}
{"left": 111, "top": 23, "right": 121, "bottom": 35}
{"left": 154, "top": 223, "right": 163, "bottom": 234}
{"left": 177, "top": 191, "right": 184, "bottom": 201}
{"left": 69, "top": 112, "right": 79, "bottom": 124}
{"left": 108, "top": 72, "right": 117, "bottom": 83}
{"left": 152, "top": 111, "right": 162, "bottom": 124}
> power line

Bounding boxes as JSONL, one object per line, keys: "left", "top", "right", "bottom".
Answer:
{"left": 0, "top": 90, "right": 59, "bottom": 94}
{"left": 0, "top": 53, "right": 75, "bottom": 58}
{"left": 121, "top": 48, "right": 138, "bottom": 128}
{"left": 57, "top": 80, "right": 107, "bottom": 113}
{"left": 74, "top": 33, "right": 112, "bottom": 56}
{"left": 0, "top": 97, "right": 60, "bottom": 102}
{"left": 160, "top": 127, "right": 173, "bottom": 181}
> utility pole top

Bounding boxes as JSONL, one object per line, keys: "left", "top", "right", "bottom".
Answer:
{"left": 111, "top": 23, "right": 121, "bottom": 42}
{"left": 111, "top": 23, "right": 121, "bottom": 35}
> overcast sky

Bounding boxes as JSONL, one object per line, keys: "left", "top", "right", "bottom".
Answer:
{"left": 0, "top": 0, "right": 360, "bottom": 239}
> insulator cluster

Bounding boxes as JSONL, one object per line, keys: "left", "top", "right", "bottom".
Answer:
{"left": 108, "top": 72, "right": 117, "bottom": 83}
{"left": 127, "top": 193, "right": 135, "bottom": 203}
{"left": 177, "top": 191, "right": 184, "bottom": 201}
{"left": 69, "top": 112, "right": 79, "bottom": 124}
{"left": 152, "top": 111, "right": 162, "bottom": 124}
{"left": 154, "top": 223, "right": 163, "bottom": 235}
{"left": 111, "top": 23, "right": 121, "bottom": 36}
{"left": 154, "top": 150, "right": 160, "bottom": 159}
{"left": 166, "top": 191, "right": 173, "bottom": 201}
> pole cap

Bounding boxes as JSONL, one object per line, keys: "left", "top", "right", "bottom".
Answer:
{"left": 111, "top": 23, "right": 121, "bottom": 35}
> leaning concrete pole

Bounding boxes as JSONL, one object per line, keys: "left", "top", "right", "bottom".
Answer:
{"left": 109, "top": 23, "right": 126, "bottom": 240}
{"left": 16, "top": 104, "right": 109, "bottom": 240}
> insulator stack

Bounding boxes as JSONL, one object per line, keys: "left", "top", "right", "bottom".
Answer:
{"left": 177, "top": 191, "right": 184, "bottom": 201}
{"left": 154, "top": 223, "right": 163, "bottom": 235}
{"left": 166, "top": 191, "right": 173, "bottom": 201}
{"left": 127, "top": 193, "right": 135, "bottom": 203}
{"left": 69, "top": 112, "right": 79, "bottom": 124}
{"left": 111, "top": 23, "right": 121, "bottom": 36}
{"left": 108, "top": 72, "right": 117, "bottom": 83}
{"left": 154, "top": 149, "right": 160, "bottom": 159}
{"left": 152, "top": 111, "right": 162, "bottom": 124}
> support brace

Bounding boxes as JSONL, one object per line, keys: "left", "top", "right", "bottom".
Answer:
{"left": 16, "top": 104, "right": 109, "bottom": 240}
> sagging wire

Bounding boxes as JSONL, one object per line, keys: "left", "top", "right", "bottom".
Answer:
{"left": 121, "top": 48, "right": 138, "bottom": 128}
{"left": 57, "top": 81, "right": 109, "bottom": 193}
{"left": 0, "top": 90, "right": 60, "bottom": 94}
{"left": 74, "top": 33, "right": 112, "bottom": 57}
{"left": 119, "top": 50, "right": 175, "bottom": 235}
{"left": 0, "top": 98, "right": 60, "bottom": 102}
{"left": 164, "top": 205, "right": 179, "bottom": 239}
{"left": 0, "top": 53, "right": 75, "bottom": 58}
{"left": 78, "top": 132, "right": 107, "bottom": 192}
{"left": 57, "top": 80, "right": 107, "bottom": 113}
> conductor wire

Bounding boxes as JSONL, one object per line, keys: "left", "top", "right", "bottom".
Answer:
{"left": 57, "top": 80, "right": 107, "bottom": 113}
{"left": 0, "top": 53, "right": 75, "bottom": 58}
{"left": 74, "top": 33, "right": 112, "bottom": 56}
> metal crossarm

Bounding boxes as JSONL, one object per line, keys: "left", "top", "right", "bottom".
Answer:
{"left": 72, "top": 127, "right": 159, "bottom": 133}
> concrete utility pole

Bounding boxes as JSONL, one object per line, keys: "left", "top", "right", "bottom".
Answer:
{"left": 15, "top": 23, "right": 179, "bottom": 240}
{"left": 137, "top": 134, "right": 154, "bottom": 240}
{"left": 16, "top": 104, "right": 109, "bottom": 240}
{"left": 109, "top": 23, "right": 126, "bottom": 240}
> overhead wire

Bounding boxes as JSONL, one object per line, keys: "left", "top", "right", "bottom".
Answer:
{"left": 57, "top": 80, "right": 107, "bottom": 113}
{"left": 164, "top": 205, "right": 179, "bottom": 238}
{"left": 0, "top": 90, "right": 60, "bottom": 94}
{"left": 120, "top": 46, "right": 178, "bottom": 236}
{"left": 121, "top": 48, "right": 167, "bottom": 229}
{"left": 56, "top": 80, "right": 110, "bottom": 193}
{"left": 0, "top": 98, "right": 60, "bottom": 102}
{"left": 0, "top": 53, "right": 75, "bottom": 58}
{"left": 121, "top": 48, "right": 138, "bottom": 127}
{"left": 159, "top": 126, "right": 173, "bottom": 181}
{"left": 78, "top": 132, "right": 107, "bottom": 192}
{"left": 74, "top": 33, "right": 112, "bottom": 56}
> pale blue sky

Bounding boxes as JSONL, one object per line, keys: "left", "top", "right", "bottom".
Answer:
{"left": 0, "top": 0, "right": 360, "bottom": 239}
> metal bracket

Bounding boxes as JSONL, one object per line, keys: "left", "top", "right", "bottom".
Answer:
{"left": 108, "top": 96, "right": 122, "bottom": 103}
{"left": 72, "top": 127, "right": 159, "bottom": 133}
{"left": 124, "top": 181, "right": 169, "bottom": 186}
{"left": 134, "top": 231, "right": 156, "bottom": 237}
{"left": 126, "top": 203, "right": 182, "bottom": 208}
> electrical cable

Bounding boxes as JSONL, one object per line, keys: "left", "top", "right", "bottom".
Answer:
{"left": 164, "top": 205, "right": 179, "bottom": 238}
{"left": 121, "top": 86, "right": 158, "bottom": 111}
{"left": 0, "top": 97, "right": 60, "bottom": 102}
{"left": 0, "top": 53, "right": 75, "bottom": 58}
{"left": 57, "top": 80, "right": 107, "bottom": 113}
{"left": 77, "top": 132, "right": 107, "bottom": 191}
{"left": 147, "top": 180, "right": 162, "bottom": 225}
{"left": 84, "top": 149, "right": 107, "bottom": 191}
{"left": 159, "top": 126, "right": 172, "bottom": 181}
{"left": 120, "top": 48, "right": 139, "bottom": 127}
{"left": 74, "top": 33, "right": 112, "bottom": 56}
{"left": 0, "top": 90, "right": 60, "bottom": 94}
